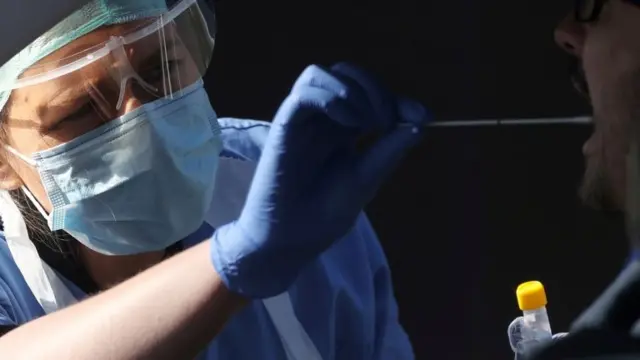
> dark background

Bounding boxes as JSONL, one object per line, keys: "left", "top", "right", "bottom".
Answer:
{"left": 205, "top": 1, "right": 629, "bottom": 359}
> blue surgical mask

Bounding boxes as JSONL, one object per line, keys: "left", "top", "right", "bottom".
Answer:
{"left": 7, "top": 80, "right": 222, "bottom": 255}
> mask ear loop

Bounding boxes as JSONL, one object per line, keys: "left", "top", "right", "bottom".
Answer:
{"left": 2, "top": 146, "right": 53, "bottom": 226}
{"left": 21, "top": 186, "right": 50, "bottom": 221}
{"left": 4, "top": 145, "right": 36, "bottom": 167}
{"left": 0, "top": 190, "right": 78, "bottom": 312}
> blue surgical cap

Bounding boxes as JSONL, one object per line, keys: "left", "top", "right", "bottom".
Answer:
{"left": 0, "top": 0, "right": 168, "bottom": 113}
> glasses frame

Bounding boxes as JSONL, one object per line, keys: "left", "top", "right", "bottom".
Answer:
{"left": 574, "top": 0, "right": 607, "bottom": 22}
{"left": 574, "top": 0, "right": 640, "bottom": 22}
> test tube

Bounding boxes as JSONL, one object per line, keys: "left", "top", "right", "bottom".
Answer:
{"left": 509, "top": 281, "right": 553, "bottom": 356}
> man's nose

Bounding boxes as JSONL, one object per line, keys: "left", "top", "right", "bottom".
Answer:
{"left": 554, "top": 14, "right": 585, "bottom": 56}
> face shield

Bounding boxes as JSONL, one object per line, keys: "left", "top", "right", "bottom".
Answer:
{"left": 0, "top": 0, "right": 215, "bottom": 136}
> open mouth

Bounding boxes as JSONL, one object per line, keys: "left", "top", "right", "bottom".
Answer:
{"left": 569, "top": 59, "right": 590, "bottom": 100}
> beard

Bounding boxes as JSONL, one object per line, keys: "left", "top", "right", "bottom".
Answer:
{"left": 572, "top": 59, "right": 637, "bottom": 212}
{"left": 571, "top": 60, "right": 619, "bottom": 210}
{"left": 579, "top": 147, "right": 620, "bottom": 211}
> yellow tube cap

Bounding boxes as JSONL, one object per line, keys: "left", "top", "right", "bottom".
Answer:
{"left": 516, "top": 281, "right": 547, "bottom": 311}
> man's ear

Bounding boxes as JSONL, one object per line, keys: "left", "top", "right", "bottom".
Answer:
{"left": 0, "top": 160, "right": 22, "bottom": 190}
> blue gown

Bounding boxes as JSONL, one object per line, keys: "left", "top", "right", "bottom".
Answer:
{"left": 0, "top": 118, "right": 414, "bottom": 359}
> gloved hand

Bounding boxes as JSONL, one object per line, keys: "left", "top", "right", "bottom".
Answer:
{"left": 508, "top": 316, "right": 568, "bottom": 360}
{"left": 210, "top": 63, "right": 429, "bottom": 299}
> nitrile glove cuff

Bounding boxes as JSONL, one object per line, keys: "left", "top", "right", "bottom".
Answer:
{"left": 209, "top": 221, "right": 305, "bottom": 299}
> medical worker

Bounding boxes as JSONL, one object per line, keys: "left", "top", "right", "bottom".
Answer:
{"left": 510, "top": 0, "right": 640, "bottom": 359}
{"left": 0, "top": 0, "right": 428, "bottom": 358}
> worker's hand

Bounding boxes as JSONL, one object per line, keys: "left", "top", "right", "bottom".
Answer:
{"left": 210, "top": 63, "right": 429, "bottom": 298}
{"left": 508, "top": 316, "right": 568, "bottom": 360}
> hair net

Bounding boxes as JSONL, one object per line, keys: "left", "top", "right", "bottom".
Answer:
{"left": 0, "top": 0, "right": 168, "bottom": 113}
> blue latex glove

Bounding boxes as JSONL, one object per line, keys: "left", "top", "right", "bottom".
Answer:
{"left": 210, "top": 63, "right": 429, "bottom": 298}
{"left": 508, "top": 316, "right": 568, "bottom": 360}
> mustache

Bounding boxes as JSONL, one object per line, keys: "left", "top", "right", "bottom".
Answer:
{"left": 569, "top": 59, "right": 590, "bottom": 100}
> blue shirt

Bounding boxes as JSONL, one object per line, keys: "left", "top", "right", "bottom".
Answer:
{"left": 0, "top": 118, "right": 413, "bottom": 359}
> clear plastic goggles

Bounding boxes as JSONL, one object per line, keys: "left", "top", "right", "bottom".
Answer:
{"left": 2, "top": 0, "right": 215, "bottom": 135}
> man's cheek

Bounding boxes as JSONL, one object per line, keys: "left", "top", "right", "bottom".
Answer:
{"left": 581, "top": 38, "right": 635, "bottom": 115}
{"left": 582, "top": 42, "right": 611, "bottom": 104}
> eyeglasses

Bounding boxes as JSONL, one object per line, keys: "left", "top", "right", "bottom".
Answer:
{"left": 575, "top": 0, "right": 640, "bottom": 22}
{"left": 574, "top": 0, "right": 607, "bottom": 22}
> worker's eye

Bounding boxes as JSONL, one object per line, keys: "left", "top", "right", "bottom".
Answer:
{"left": 574, "top": 0, "right": 607, "bottom": 23}
{"left": 145, "top": 60, "right": 182, "bottom": 83}
{"left": 43, "top": 101, "right": 97, "bottom": 134}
